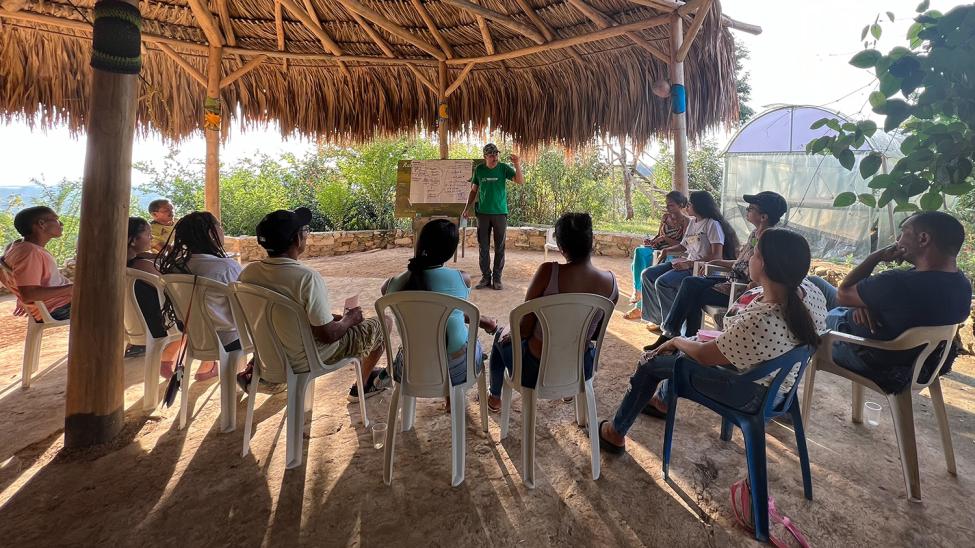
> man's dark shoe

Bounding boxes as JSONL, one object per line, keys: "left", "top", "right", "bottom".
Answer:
{"left": 475, "top": 278, "right": 492, "bottom": 289}
{"left": 642, "top": 335, "right": 672, "bottom": 352}
{"left": 124, "top": 345, "right": 146, "bottom": 358}
{"left": 492, "top": 279, "right": 503, "bottom": 290}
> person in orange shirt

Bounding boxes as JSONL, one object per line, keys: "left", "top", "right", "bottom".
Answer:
{"left": 1, "top": 206, "right": 73, "bottom": 321}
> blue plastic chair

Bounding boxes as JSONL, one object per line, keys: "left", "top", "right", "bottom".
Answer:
{"left": 662, "top": 346, "right": 814, "bottom": 542}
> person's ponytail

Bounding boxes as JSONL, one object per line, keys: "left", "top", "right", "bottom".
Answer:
{"left": 757, "top": 228, "right": 820, "bottom": 349}
{"left": 783, "top": 286, "right": 820, "bottom": 348}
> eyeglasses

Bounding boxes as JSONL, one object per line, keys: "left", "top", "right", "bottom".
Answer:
{"left": 746, "top": 205, "right": 760, "bottom": 213}
{"left": 299, "top": 226, "right": 311, "bottom": 235}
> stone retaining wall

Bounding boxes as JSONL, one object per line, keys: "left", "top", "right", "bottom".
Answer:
{"left": 223, "top": 229, "right": 415, "bottom": 262}
{"left": 458, "top": 227, "right": 643, "bottom": 258}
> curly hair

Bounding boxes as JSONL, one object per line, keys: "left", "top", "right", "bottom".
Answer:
{"left": 156, "top": 211, "right": 226, "bottom": 274}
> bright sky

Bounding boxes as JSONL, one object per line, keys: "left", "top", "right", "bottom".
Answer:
{"left": 0, "top": 0, "right": 964, "bottom": 187}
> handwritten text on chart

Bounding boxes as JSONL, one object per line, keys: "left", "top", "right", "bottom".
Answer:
{"left": 409, "top": 160, "right": 473, "bottom": 205}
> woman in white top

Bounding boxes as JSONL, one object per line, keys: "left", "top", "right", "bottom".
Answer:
{"left": 600, "top": 228, "right": 824, "bottom": 453}
{"left": 157, "top": 211, "right": 242, "bottom": 381}
{"left": 640, "top": 190, "right": 740, "bottom": 329}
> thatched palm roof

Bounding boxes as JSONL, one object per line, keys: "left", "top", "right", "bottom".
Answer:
{"left": 0, "top": 0, "right": 749, "bottom": 147}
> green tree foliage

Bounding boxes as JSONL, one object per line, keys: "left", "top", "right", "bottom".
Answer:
{"left": 507, "top": 147, "right": 611, "bottom": 226}
{"left": 646, "top": 141, "right": 723, "bottom": 202}
{"left": 735, "top": 43, "right": 755, "bottom": 125}
{"left": 807, "top": 3, "right": 975, "bottom": 213}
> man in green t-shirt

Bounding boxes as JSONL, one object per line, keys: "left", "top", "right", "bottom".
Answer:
{"left": 462, "top": 143, "right": 524, "bottom": 290}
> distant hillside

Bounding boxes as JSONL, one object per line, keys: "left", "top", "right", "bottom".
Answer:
{"left": 0, "top": 184, "right": 157, "bottom": 210}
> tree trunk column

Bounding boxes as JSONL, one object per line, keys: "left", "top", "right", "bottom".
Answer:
{"left": 669, "top": 16, "right": 689, "bottom": 195}
{"left": 64, "top": 0, "right": 142, "bottom": 447}
{"left": 438, "top": 61, "right": 449, "bottom": 160}
{"left": 204, "top": 46, "right": 223, "bottom": 219}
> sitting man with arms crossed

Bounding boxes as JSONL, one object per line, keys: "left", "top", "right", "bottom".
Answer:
{"left": 821, "top": 211, "right": 972, "bottom": 393}
{"left": 1, "top": 206, "right": 73, "bottom": 321}
{"left": 237, "top": 207, "right": 389, "bottom": 402}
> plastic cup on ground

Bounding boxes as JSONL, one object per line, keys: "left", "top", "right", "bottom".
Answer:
{"left": 372, "top": 422, "right": 387, "bottom": 449}
{"left": 864, "top": 401, "right": 882, "bottom": 427}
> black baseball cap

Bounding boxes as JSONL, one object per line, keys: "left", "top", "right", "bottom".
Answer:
{"left": 743, "top": 191, "right": 788, "bottom": 224}
{"left": 256, "top": 207, "right": 312, "bottom": 253}
{"left": 483, "top": 143, "right": 499, "bottom": 155}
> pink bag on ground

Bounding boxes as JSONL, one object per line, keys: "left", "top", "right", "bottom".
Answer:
{"left": 730, "top": 478, "right": 810, "bottom": 547}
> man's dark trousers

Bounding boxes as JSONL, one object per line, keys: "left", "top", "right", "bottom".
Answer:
{"left": 476, "top": 213, "right": 507, "bottom": 282}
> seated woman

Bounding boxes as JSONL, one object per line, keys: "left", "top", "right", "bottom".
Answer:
{"left": 641, "top": 191, "right": 739, "bottom": 332}
{"left": 126, "top": 217, "right": 181, "bottom": 376}
{"left": 624, "top": 191, "right": 689, "bottom": 320}
{"left": 649, "top": 191, "right": 788, "bottom": 349}
{"left": 599, "top": 228, "right": 827, "bottom": 453}
{"left": 382, "top": 219, "right": 498, "bottom": 388}
{"left": 157, "top": 211, "right": 243, "bottom": 381}
{"left": 487, "top": 212, "right": 619, "bottom": 411}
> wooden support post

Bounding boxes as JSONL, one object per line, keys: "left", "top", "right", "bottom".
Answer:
{"left": 438, "top": 61, "right": 448, "bottom": 160}
{"left": 670, "top": 16, "right": 688, "bottom": 194}
{"left": 205, "top": 46, "right": 222, "bottom": 219}
{"left": 64, "top": 0, "right": 140, "bottom": 448}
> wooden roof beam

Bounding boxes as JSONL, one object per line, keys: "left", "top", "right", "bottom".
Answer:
{"left": 274, "top": 0, "right": 286, "bottom": 51}
{"left": 411, "top": 0, "right": 455, "bottom": 59}
{"left": 677, "top": 0, "right": 709, "bottom": 16}
{"left": 565, "top": 0, "right": 666, "bottom": 63}
{"left": 407, "top": 63, "right": 438, "bottom": 94}
{"left": 156, "top": 42, "right": 208, "bottom": 88}
{"left": 185, "top": 0, "right": 225, "bottom": 46}
{"left": 676, "top": 0, "right": 711, "bottom": 61}
{"left": 442, "top": 0, "right": 546, "bottom": 45}
{"left": 213, "top": 0, "right": 236, "bottom": 46}
{"left": 513, "top": 0, "right": 554, "bottom": 41}
{"left": 277, "top": 0, "right": 350, "bottom": 76}
{"left": 444, "top": 62, "right": 476, "bottom": 97}
{"left": 623, "top": 0, "right": 761, "bottom": 34}
{"left": 336, "top": 0, "right": 446, "bottom": 60}
{"left": 475, "top": 14, "right": 495, "bottom": 55}
{"left": 220, "top": 54, "right": 267, "bottom": 88}
{"left": 347, "top": 10, "right": 396, "bottom": 58}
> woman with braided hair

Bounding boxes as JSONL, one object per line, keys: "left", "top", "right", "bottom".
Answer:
{"left": 157, "top": 211, "right": 242, "bottom": 381}
{"left": 381, "top": 219, "right": 498, "bottom": 391}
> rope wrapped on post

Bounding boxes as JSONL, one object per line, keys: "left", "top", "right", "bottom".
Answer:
{"left": 90, "top": 0, "right": 142, "bottom": 74}
{"left": 203, "top": 96, "right": 221, "bottom": 130}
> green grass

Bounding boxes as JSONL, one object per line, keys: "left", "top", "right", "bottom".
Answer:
{"left": 593, "top": 220, "right": 658, "bottom": 236}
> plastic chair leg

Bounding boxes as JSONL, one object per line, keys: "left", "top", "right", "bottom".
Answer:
{"left": 218, "top": 350, "right": 243, "bottom": 433}
{"left": 584, "top": 379, "right": 600, "bottom": 481}
{"left": 304, "top": 376, "right": 315, "bottom": 415}
{"left": 22, "top": 322, "right": 42, "bottom": 389}
{"left": 662, "top": 396, "right": 678, "bottom": 481}
{"left": 851, "top": 381, "right": 865, "bottom": 424}
{"left": 789, "top": 402, "right": 814, "bottom": 500}
{"left": 928, "top": 379, "right": 956, "bottom": 475}
{"left": 241, "top": 372, "right": 260, "bottom": 457}
{"left": 383, "top": 384, "right": 401, "bottom": 485}
{"left": 888, "top": 391, "right": 922, "bottom": 501}
{"left": 477, "top": 372, "right": 489, "bottom": 434}
{"left": 800, "top": 361, "right": 817, "bottom": 420}
{"left": 143, "top": 338, "right": 163, "bottom": 410}
{"left": 500, "top": 376, "right": 513, "bottom": 440}
{"left": 719, "top": 418, "right": 734, "bottom": 442}
{"left": 575, "top": 392, "right": 587, "bottom": 427}
{"left": 285, "top": 374, "right": 310, "bottom": 469}
{"left": 741, "top": 422, "right": 770, "bottom": 542}
{"left": 178, "top": 355, "right": 195, "bottom": 430}
{"left": 401, "top": 395, "right": 416, "bottom": 432}
{"left": 450, "top": 385, "right": 467, "bottom": 486}
{"left": 522, "top": 388, "right": 537, "bottom": 489}
{"left": 352, "top": 359, "right": 369, "bottom": 427}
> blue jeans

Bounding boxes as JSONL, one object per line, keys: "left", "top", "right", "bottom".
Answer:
{"left": 488, "top": 334, "right": 595, "bottom": 397}
{"left": 48, "top": 304, "right": 71, "bottom": 321}
{"left": 392, "top": 342, "right": 483, "bottom": 387}
{"left": 631, "top": 246, "right": 656, "bottom": 296}
{"left": 641, "top": 263, "right": 692, "bottom": 324}
{"left": 807, "top": 276, "right": 839, "bottom": 310}
{"left": 661, "top": 276, "right": 728, "bottom": 337}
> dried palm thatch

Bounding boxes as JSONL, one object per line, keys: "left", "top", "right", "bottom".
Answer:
{"left": 0, "top": 0, "right": 748, "bottom": 147}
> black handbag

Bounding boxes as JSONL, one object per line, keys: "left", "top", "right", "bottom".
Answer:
{"left": 163, "top": 275, "right": 198, "bottom": 408}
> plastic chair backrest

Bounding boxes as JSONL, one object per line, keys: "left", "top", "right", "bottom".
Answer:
{"left": 162, "top": 274, "right": 229, "bottom": 358}
{"left": 231, "top": 281, "right": 320, "bottom": 382}
{"left": 509, "top": 293, "right": 615, "bottom": 399}
{"left": 375, "top": 291, "right": 480, "bottom": 398}
{"left": 124, "top": 268, "right": 167, "bottom": 341}
{"left": 836, "top": 324, "right": 958, "bottom": 391}
{"left": 545, "top": 228, "right": 557, "bottom": 247}
{"left": 753, "top": 345, "right": 813, "bottom": 417}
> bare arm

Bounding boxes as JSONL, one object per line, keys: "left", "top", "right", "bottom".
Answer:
{"left": 518, "top": 262, "right": 552, "bottom": 337}
{"left": 511, "top": 154, "right": 525, "bottom": 184}
{"left": 19, "top": 284, "right": 73, "bottom": 303}
{"left": 462, "top": 185, "right": 478, "bottom": 217}
{"left": 836, "top": 245, "right": 902, "bottom": 307}
{"left": 651, "top": 337, "right": 729, "bottom": 366}
{"left": 311, "top": 312, "right": 360, "bottom": 345}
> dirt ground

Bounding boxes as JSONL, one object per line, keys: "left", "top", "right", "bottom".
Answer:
{"left": 0, "top": 248, "right": 973, "bottom": 547}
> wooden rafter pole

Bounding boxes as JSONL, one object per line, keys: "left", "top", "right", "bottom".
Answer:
{"left": 185, "top": 0, "right": 225, "bottom": 46}
{"left": 411, "top": 0, "right": 455, "bottom": 59}
{"left": 676, "top": 0, "right": 711, "bottom": 62}
{"left": 512, "top": 0, "right": 553, "bottom": 41}
{"left": 407, "top": 63, "right": 438, "bottom": 94}
{"left": 205, "top": 46, "right": 223, "bottom": 218}
{"left": 348, "top": 10, "right": 396, "bottom": 57}
{"left": 565, "top": 0, "right": 667, "bottom": 63}
{"left": 438, "top": 61, "right": 448, "bottom": 159}
{"left": 441, "top": 0, "right": 546, "bottom": 45}
{"left": 220, "top": 54, "right": 267, "bottom": 88}
{"left": 336, "top": 0, "right": 446, "bottom": 60}
{"left": 214, "top": 0, "right": 236, "bottom": 46}
{"left": 274, "top": 0, "right": 286, "bottom": 51}
{"left": 277, "top": 0, "right": 351, "bottom": 77}
{"left": 156, "top": 42, "right": 207, "bottom": 88}
{"left": 64, "top": 0, "right": 140, "bottom": 448}
{"left": 475, "top": 14, "right": 495, "bottom": 55}
{"left": 670, "top": 15, "right": 688, "bottom": 194}
{"left": 444, "top": 62, "right": 475, "bottom": 97}
{"left": 446, "top": 12, "right": 671, "bottom": 65}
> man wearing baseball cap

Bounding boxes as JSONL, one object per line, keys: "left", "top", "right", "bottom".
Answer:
{"left": 461, "top": 143, "right": 524, "bottom": 290}
{"left": 237, "top": 207, "right": 390, "bottom": 401}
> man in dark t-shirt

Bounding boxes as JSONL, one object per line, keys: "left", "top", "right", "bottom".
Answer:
{"left": 462, "top": 143, "right": 524, "bottom": 290}
{"left": 827, "top": 211, "right": 972, "bottom": 393}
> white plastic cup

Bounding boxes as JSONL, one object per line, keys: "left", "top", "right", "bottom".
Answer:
{"left": 372, "top": 422, "right": 387, "bottom": 450}
{"left": 864, "top": 401, "right": 882, "bottom": 427}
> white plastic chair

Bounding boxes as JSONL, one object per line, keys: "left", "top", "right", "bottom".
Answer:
{"left": 500, "top": 293, "right": 615, "bottom": 488}
{"left": 162, "top": 274, "right": 251, "bottom": 432}
{"left": 800, "top": 325, "right": 959, "bottom": 501}
{"left": 124, "top": 269, "right": 183, "bottom": 410}
{"left": 376, "top": 291, "right": 486, "bottom": 487}
{"left": 543, "top": 228, "right": 560, "bottom": 261}
{"left": 0, "top": 258, "right": 69, "bottom": 389}
{"left": 693, "top": 262, "right": 745, "bottom": 328}
{"left": 232, "top": 282, "right": 369, "bottom": 469}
